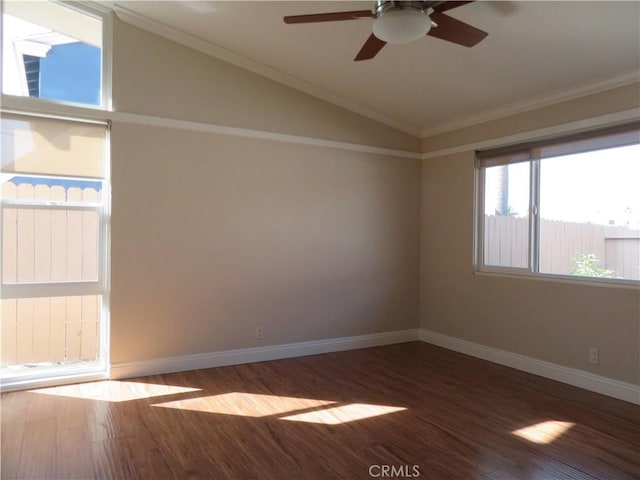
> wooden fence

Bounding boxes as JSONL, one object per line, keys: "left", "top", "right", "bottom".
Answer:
{"left": 484, "top": 215, "right": 640, "bottom": 280}
{"left": 1, "top": 182, "right": 102, "bottom": 367}
{"left": 1, "top": 295, "right": 101, "bottom": 366}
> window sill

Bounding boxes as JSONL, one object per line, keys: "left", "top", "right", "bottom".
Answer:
{"left": 475, "top": 269, "right": 640, "bottom": 290}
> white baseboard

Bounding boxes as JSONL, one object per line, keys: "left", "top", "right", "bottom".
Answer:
{"left": 110, "top": 329, "right": 420, "bottom": 379}
{"left": 419, "top": 329, "right": 640, "bottom": 405}
{"left": 110, "top": 327, "right": 639, "bottom": 405}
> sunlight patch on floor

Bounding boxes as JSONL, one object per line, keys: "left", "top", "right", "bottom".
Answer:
{"left": 152, "top": 392, "right": 407, "bottom": 424}
{"left": 280, "top": 403, "right": 407, "bottom": 425}
{"left": 153, "top": 392, "right": 336, "bottom": 417}
{"left": 512, "top": 421, "right": 575, "bottom": 444}
{"left": 30, "top": 380, "right": 201, "bottom": 402}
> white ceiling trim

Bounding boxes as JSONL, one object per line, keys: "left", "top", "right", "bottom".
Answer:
{"left": 420, "top": 70, "right": 640, "bottom": 138}
{"left": 421, "top": 108, "right": 640, "bottom": 160}
{"left": 109, "top": 4, "right": 421, "bottom": 137}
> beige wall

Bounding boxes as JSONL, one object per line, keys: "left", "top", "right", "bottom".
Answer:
{"left": 113, "top": 20, "right": 420, "bottom": 153}
{"left": 420, "top": 87, "right": 640, "bottom": 385}
{"left": 110, "top": 19, "right": 421, "bottom": 364}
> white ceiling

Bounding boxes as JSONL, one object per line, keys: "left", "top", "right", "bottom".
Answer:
{"left": 109, "top": 1, "right": 640, "bottom": 136}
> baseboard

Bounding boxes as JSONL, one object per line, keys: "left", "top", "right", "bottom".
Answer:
{"left": 110, "top": 329, "right": 420, "bottom": 379}
{"left": 111, "top": 327, "right": 639, "bottom": 404}
{"left": 419, "top": 329, "right": 640, "bottom": 405}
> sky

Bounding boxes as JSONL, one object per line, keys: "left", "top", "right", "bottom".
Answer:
{"left": 485, "top": 144, "right": 640, "bottom": 227}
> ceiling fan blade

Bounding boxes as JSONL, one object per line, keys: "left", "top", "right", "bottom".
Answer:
{"left": 428, "top": 12, "right": 488, "bottom": 47}
{"left": 354, "top": 34, "right": 387, "bottom": 61}
{"left": 284, "top": 10, "right": 374, "bottom": 24}
{"left": 487, "top": 0, "right": 520, "bottom": 17}
{"left": 433, "top": 1, "right": 476, "bottom": 13}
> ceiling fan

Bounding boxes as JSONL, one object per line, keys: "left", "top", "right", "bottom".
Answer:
{"left": 284, "top": 1, "right": 488, "bottom": 61}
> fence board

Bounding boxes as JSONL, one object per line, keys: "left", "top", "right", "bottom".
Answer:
{"left": 2, "top": 208, "right": 17, "bottom": 283}
{"left": 82, "top": 210, "right": 98, "bottom": 281}
{"left": 515, "top": 216, "right": 528, "bottom": 266}
{"left": 16, "top": 298, "right": 34, "bottom": 364}
{"left": 65, "top": 296, "right": 83, "bottom": 361}
{"left": 50, "top": 297, "right": 67, "bottom": 362}
{"left": 16, "top": 185, "right": 35, "bottom": 283}
{"left": 1, "top": 299, "right": 18, "bottom": 365}
{"left": 66, "top": 188, "right": 83, "bottom": 281}
{"left": 606, "top": 238, "right": 640, "bottom": 279}
{"left": 50, "top": 209, "right": 67, "bottom": 282}
{"left": 80, "top": 296, "right": 99, "bottom": 361}
{"left": 34, "top": 209, "right": 52, "bottom": 283}
{"left": 32, "top": 298, "right": 51, "bottom": 363}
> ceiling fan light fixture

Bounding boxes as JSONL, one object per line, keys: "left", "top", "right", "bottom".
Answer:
{"left": 372, "top": 7, "right": 431, "bottom": 44}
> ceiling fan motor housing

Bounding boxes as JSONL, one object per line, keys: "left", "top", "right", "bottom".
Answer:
{"left": 373, "top": 1, "right": 435, "bottom": 44}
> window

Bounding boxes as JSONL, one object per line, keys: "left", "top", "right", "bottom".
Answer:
{"left": 476, "top": 123, "right": 640, "bottom": 284}
{"left": 1, "top": 1, "right": 110, "bottom": 389}
{"left": 1, "top": 114, "right": 109, "bottom": 383}
{"left": 2, "top": 0, "right": 105, "bottom": 107}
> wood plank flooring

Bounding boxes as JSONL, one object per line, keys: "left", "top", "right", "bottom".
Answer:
{"left": 2, "top": 342, "right": 639, "bottom": 479}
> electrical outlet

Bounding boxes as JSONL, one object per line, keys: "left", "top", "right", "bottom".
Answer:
{"left": 589, "top": 347, "right": 599, "bottom": 364}
{"left": 256, "top": 326, "right": 264, "bottom": 341}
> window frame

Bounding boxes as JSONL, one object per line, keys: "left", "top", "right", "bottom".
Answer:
{"left": 475, "top": 122, "right": 640, "bottom": 288}
{"left": 0, "top": 113, "right": 111, "bottom": 388}
{"left": 0, "top": 1, "right": 113, "bottom": 390}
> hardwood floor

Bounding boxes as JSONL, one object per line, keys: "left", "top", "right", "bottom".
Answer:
{"left": 2, "top": 342, "right": 639, "bottom": 479}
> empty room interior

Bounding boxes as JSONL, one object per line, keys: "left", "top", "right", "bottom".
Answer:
{"left": 1, "top": 1, "right": 639, "bottom": 479}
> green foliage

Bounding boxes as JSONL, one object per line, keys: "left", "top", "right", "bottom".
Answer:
{"left": 495, "top": 205, "right": 518, "bottom": 217}
{"left": 570, "top": 253, "right": 615, "bottom": 278}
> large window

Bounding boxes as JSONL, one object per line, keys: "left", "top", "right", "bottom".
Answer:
{"left": 1, "top": 1, "right": 110, "bottom": 389}
{"left": 477, "top": 124, "right": 640, "bottom": 284}
{"left": 1, "top": 114, "right": 109, "bottom": 384}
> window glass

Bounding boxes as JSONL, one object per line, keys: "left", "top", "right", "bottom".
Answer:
{"left": 2, "top": 0, "right": 102, "bottom": 106}
{"left": 1, "top": 113, "right": 106, "bottom": 178}
{"left": 2, "top": 206, "right": 99, "bottom": 284}
{"left": 539, "top": 145, "right": 640, "bottom": 280}
{"left": 482, "top": 162, "right": 530, "bottom": 268}
{"left": 1, "top": 114, "right": 106, "bottom": 286}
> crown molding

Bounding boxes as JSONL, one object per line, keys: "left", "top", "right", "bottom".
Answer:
{"left": 108, "top": 3, "right": 421, "bottom": 137}
{"left": 420, "top": 70, "right": 640, "bottom": 138}
{"left": 421, "top": 108, "right": 640, "bottom": 160}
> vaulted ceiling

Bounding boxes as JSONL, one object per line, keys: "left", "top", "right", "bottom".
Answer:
{"left": 108, "top": 1, "right": 640, "bottom": 136}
